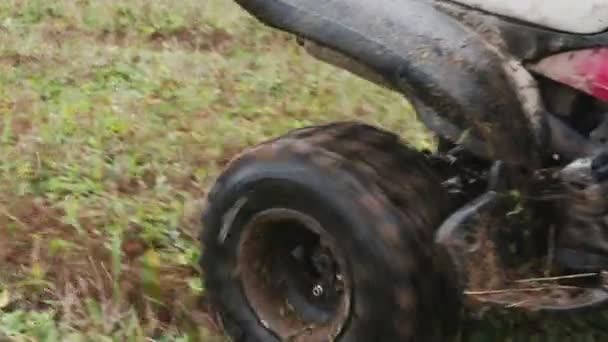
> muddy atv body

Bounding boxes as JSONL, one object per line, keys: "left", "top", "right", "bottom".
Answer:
{"left": 201, "top": 0, "right": 608, "bottom": 340}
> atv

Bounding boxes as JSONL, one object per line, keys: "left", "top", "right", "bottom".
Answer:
{"left": 200, "top": 0, "right": 608, "bottom": 341}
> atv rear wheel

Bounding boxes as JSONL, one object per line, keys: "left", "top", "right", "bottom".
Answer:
{"left": 201, "top": 122, "right": 461, "bottom": 341}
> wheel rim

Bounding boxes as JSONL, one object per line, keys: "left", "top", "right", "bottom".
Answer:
{"left": 237, "top": 208, "right": 351, "bottom": 341}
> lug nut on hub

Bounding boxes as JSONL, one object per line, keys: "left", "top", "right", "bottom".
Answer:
{"left": 312, "top": 284, "right": 324, "bottom": 297}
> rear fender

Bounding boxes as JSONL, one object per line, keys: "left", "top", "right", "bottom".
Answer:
{"left": 235, "top": 0, "right": 547, "bottom": 165}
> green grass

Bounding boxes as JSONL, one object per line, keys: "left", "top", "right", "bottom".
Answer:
{"left": 0, "top": 0, "right": 429, "bottom": 340}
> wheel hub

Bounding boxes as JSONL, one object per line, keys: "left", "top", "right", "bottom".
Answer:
{"left": 237, "top": 209, "right": 351, "bottom": 341}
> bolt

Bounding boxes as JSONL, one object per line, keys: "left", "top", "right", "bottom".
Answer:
{"left": 312, "top": 284, "right": 324, "bottom": 297}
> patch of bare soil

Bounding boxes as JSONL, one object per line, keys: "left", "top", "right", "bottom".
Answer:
{"left": 148, "top": 27, "right": 233, "bottom": 51}
{"left": 97, "top": 29, "right": 130, "bottom": 46}
{"left": 0, "top": 197, "right": 222, "bottom": 336}
{"left": 0, "top": 114, "right": 33, "bottom": 137}
{"left": 41, "top": 23, "right": 90, "bottom": 46}
{"left": 0, "top": 53, "right": 40, "bottom": 67}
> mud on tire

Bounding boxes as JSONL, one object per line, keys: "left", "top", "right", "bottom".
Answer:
{"left": 200, "top": 122, "right": 462, "bottom": 341}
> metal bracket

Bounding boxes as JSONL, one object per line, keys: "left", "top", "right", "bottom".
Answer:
{"left": 435, "top": 161, "right": 505, "bottom": 252}
{"left": 435, "top": 190, "right": 498, "bottom": 252}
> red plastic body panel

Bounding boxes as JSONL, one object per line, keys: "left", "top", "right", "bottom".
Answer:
{"left": 532, "top": 48, "right": 608, "bottom": 102}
